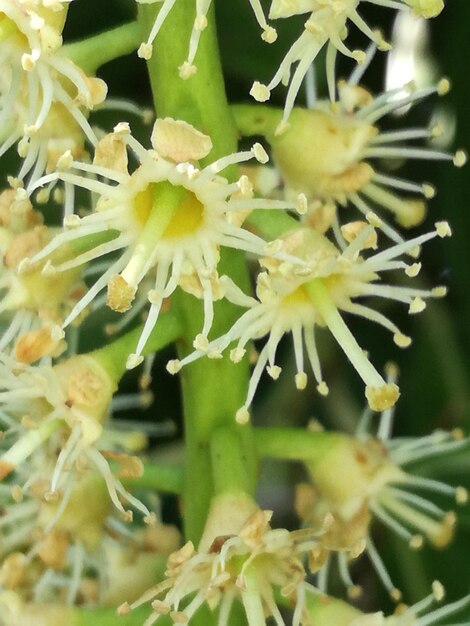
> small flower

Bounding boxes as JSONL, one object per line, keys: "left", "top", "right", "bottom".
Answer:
{"left": 251, "top": 0, "right": 444, "bottom": 124}
{"left": 263, "top": 70, "right": 465, "bottom": 242}
{"left": 0, "top": 468, "right": 179, "bottom": 606}
{"left": 0, "top": 190, "right": 84, "bottom": 362}
{"left": 120, "top": 494, "right": 319, "bottom": 626}
{"left": 0, "top": 0, "right": 107, "bottom": 185}
{"left": 297, "top": 373, "right": 469, "bottom": 600}
{"left": 28, "top": 118, "right": 295, "bottom": 367}
{"left": 0, "top": 353, "right": 153, "bottom": 522}
{"left": 136, "top": 0, "right": 277, "bottom": 74}
{"left": 170, "top": 222, "right": 450, "bottom": 418}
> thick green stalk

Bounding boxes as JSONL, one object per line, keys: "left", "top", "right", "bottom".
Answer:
{"left": 123, "top": 461, "right": 184, "bottom": 494}
{"left": 138, "top": 1, "right": 255, "bottom": 550}
{"left": 63, "top": 22, "right": 141, "bottom": 75}
{"left": 92, "top": 310, "right": 182, "bottom": 384}
{"left": 254, "top": 427, "right": 342, "bottom": 463}
{"left": 231, "top": 104, "right": 282, "bottom": 141}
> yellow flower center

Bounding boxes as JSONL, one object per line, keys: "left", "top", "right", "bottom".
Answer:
{"left": 133, "top": 181, "right": 205, "bottom": 240}
{"left": 0, "top": 13, "right": 19, "bottom": 42}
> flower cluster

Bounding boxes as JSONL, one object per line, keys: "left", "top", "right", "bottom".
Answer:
{"left": 0, "top": 1, "right": 468, "bottom": 625}
{"left": 0, "top": 0, "right": 107, "bottom": 187}
{"left": 296, "top": 373, "right": 469, "bottom": 599}
{"left": 119, "top": 495, "right": 320, "bottom": 626}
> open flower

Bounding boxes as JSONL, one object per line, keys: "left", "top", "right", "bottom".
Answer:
{"left": 170, "top": 222, "right": 451, "bottom": 418}
{"left": 0, "top": 0, "right": 107, "bottom": 185}
{"left": 27, "top": 118, "right": 297, "bottom": 368}
{"left": 136, "top": 0, "right": 277, "bottom": 75}
{"left": 251, "top": 0, "right": 444, "bottom": 124}
{"left": 297, "top": 373, "right": 469, "bottom": 600}
{"left": 258, "top": 70, "right": 466, "bottom": 242}
{"left": 0, "top": 353, "right": 153, "bottom": 523}
{"left": 0, "top": 466, "right": 179, "bottom": 607}
{"left": 120, "top": 494, "right": 319, "bottom": 626}
{"left": 0, "top": 189, "right": 85, "bottom": 363}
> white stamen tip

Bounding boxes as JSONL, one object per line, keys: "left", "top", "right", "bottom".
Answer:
{"left": 393, "top": 333, "right": 412, "bottom": 348}
{"left": 238, "top": 175, "right": 254, "bottom": 198}
{"left": 409, "top": 297, "right": 426, "bottom": 314}
{"left": 390, "top": 588, "right": 402, "bottom": 602}
{"left": 353, "top": 50, "right": 367, "bottom": 64}
{"left": 126, "top": 354, "right": 144, "bottom": 370}
{"left": 148, "top": 289, "right": 161, "bottom": 305}
{"left": 437, "top": 78, "right": 451, "bottom": 96}
{"left": 409, "top": 534, "right": 424, "bottom": 550}
{"left": 432, "top": 580, "right": 446, "bottom": 602}
{"left": 166, "top": 359, "right": 182, "bottom": 375}
{"left": 365, "top": 383, "right": 400, "bottom": 412}
{"left": 252, "top": 143, "right": 269, "bottom": 164}
{"left": 50, "top": 325, "right": 65, "bottom": 341}
{"left": 317, "top": 381, "right": 329, "bottom": 396}
{"left": 295, "top": 372, "right": 307, "bottom": 390}
{"left": 193, "top": 334, "right": 209, "bottom": 351}
{"left": 179, "top": 62, "right": 197, "bottom": 79}
{"left": 432, "top": 286, "right": 448, "bottom": 298}
{"left": 262, "top": 26, "right": 277, "bottom": 43}
{"left": 113, "top": 122, "right": 130, "bottom": 135}
{"left": 138, "top": 43, "right": 153, "bottom": 60}
{"left": 266, "top": 365, "right": 282, "bottom": 380}
{"left": 422, "top": 183, "right": 436, "bottom": 199}
{"left": 366, "top": 211, "right": 382, "bottom": 228}
{"left": 264, "top": 239, "right": 283, "bottom": 255}
{"left": 57, "top": 151, "right": 73, "bottom": 170}
{"left": 347, "top": 585, "right": 362, "bottom": 600}
{"left": 453, "top": 150, "right": 467, "bottom": 168}
{"left": 250, "top": 81, "right": 270, "bottom": 102}
{"left": 41, "top": 260, "right": 57, "bottom": 276}
{"left": 456, "top": 486, "right": 469, "bottom": 504}
{"left": 17, "top": 258, "right": 31, "bottom": 274}
{"left": 230, "top": 347, "right": 246, "bottom": 363}
{"left": 435, "top": 221, "right": 452, "bottom": 238}
{"left": 235, "top": 407, "right": 250, "bottom": 424}
{"left": 405, "top": 262, "right": 422, "bottom": 278}
{"left": 63, "top": 214, "right": 81, "bottom": 229}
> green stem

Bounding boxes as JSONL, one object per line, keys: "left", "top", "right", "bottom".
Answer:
{"left": 211, "top": 426, "right": 255, "bottom": 496}
{"left": 139, "top": 0, "right": 256, "bottom": 550}
{"left": 123, "top": 462, "right": 184, "bottom": 494}
{"left": 231, "top": 104, "right": 282, "bottom": 141}
{"left": 92, "top": 310, "right": 182, "bottom": 384}
{"left": 254, "top": 427, "right": 341, "bottom": 463}
{"left": 63, "top": 21, "right": 141, "bottom": 75}
{"left": 247, "top": 208, "right": 299, "bottom": 240}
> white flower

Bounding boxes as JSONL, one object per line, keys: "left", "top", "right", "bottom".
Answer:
{"left": 265, "top": 64, "right": 465, "bottom": 243}
{"left": 0, "top": 353, "right": 153, "bottom": 523}
{"left": 28, "top": 118, "right": 296, "bottom": 368}
{"left": 170, "top": 222, "right": 451, "bottom": 418}
{"left": 0, "top": 1, "right": 107, "bottom": 185}
{"left": 298, "top": 370, "right": 469, "bottom": 600}
{"left": 0, "top": 189, "right": 84, "bottom": 362}
{"left": 120, "top": 501, "right": 318, "bottom": 626}
{"left": 251, "top": 0, "right": 444, "bottom": 124}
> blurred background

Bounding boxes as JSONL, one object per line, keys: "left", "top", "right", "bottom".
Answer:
{"left": 13, "top": 0, "right": 470, "bottom": 618}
